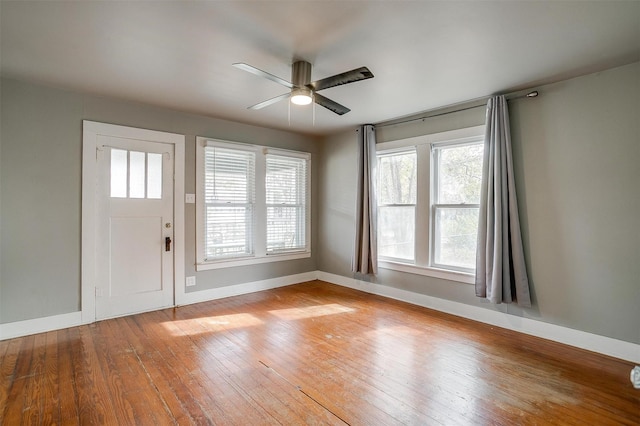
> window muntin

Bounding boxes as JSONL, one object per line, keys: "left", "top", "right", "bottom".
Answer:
{"left": 196, "top": 138, "right": 311, "bottom": 270}
{"left": 377, "top": 150, "right": 417, "bottom": 261}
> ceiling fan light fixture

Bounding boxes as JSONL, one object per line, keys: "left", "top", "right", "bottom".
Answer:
{"left": 291, "top": 87, "right": 313, "bottom": 105}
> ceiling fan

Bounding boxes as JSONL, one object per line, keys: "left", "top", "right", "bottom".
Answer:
{"left": 233, "top": 60, "right": 374, "bottom": 115}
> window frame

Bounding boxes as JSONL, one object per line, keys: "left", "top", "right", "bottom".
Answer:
{"left": 196, "top": 137, "right": 311, "bottom": 271}
{"left": 376, "top": 125, "right": 485, "bottom": 284}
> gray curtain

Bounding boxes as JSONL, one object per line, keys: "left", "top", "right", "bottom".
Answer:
{"left": 476, "top": 96, "right": 531, "bottom": 307}
{"left": 352, "top": 124, "right": 378, "bottom": 275}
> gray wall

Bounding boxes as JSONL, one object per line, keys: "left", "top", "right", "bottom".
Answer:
{"left": 319, "top": 62, "right": 640, "bottom": 344}
{"left": 1, "top": 78, "right": 320, "bottom": 324}
{"left": 2, "top": 62, "right": 639, "bottom": 346}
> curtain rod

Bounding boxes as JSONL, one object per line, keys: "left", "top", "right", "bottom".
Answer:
{"left": 375, "top": 90, "right": 539, "bottom": 129}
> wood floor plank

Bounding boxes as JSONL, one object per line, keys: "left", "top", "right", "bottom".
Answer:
{"left": 124, "top": 311, "right": 232, "bottom": 425}
{"left": 0, "top": 337, "right": 23, "bottom": 423}
{"left": 2, "top": 335, "right": 35, "bottom": 424}
{"left": 69, "top": 325, "right": 120, "bottom": 424}
{"left": 56, "top": 328, "right": 80, "bottom": 424}
{"left": 1, "top": 280, "right": 638, "bottom": 425}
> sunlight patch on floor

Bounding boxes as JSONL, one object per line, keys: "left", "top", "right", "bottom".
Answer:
{"left": 268, "top": 303, "right": 354, "bottom": 320}
{"left": 161, "top": 313, "right": 264, "bottom": 335}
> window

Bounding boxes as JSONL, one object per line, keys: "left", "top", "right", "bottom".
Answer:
{"left": 196, "top": 138, "right": 310, "bottom": 270}
{"left": 203, "top": 145, "right": 255, "bottom": 259}
{"left": 110, "top": 149, "right": 163, "bottom": 199}
{"left": 266, "top": 154, "right": 308, "bottom": 253}
{"left": 376, "top": 126, "right": 484, "bottom": 283}
{"left": 377, "top": 150, "right": 416, "bottom": 261}
{"left": 432, "top": 143, "right": 483, "bottom": 271}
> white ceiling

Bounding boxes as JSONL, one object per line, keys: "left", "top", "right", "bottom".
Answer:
{"left": 2, "top": 1, "right": 639, "bottom": 136}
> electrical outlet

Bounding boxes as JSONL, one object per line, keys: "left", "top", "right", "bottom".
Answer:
{"left": 185, "top": 193, "right": 196, "bottom": 204}
{"left": 185, "top": 276, "right": 196, "bottom": 287}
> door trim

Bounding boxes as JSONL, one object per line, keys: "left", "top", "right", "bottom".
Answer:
{"left": 82, "top": 120, "right": 185, "bottom": 324}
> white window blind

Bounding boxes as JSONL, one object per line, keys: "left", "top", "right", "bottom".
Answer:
{"left": 265, "top": 153, "right": 308, "bottom": 253}
{"left": 203, "top": 146, "right": 255, "bottom": 260}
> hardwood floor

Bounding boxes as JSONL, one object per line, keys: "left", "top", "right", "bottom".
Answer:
{"left": 1, "top": 280, "right": 638, "bottom": 425}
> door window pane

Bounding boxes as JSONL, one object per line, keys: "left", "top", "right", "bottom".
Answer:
{"left": 129, "top": 151, "right": 146, "bottom": 198}
{"left": 110, "top": 149, "right": 128, "bottom": 198}
{"left": 147, "top": 153, "right": 163, "bottom": 199}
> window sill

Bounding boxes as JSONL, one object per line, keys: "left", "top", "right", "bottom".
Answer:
{"left": 378, "top": 260, "right": 475, "bottom": 285}
{"left": 196, "top": 251, "right": 311, "bottom": 271}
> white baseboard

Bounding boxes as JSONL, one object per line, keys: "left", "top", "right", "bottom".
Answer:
{"left": 0, "top": 271, "right": 317, "bottom": 341}
{"left": 3, "top": 270, "right": 639, "bottom": 365}
{"left": 177, "top": 271, "right": 318, "bottom": 307}
{"left": 0, "top": 311, "right": 83, "bottom": 341}
{"left": 317, "top": 271, "right": 640, "bottom": 364}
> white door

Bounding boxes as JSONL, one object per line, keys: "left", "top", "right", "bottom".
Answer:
{"left": 95, "top": 136, "right": 174, "bottom": 320}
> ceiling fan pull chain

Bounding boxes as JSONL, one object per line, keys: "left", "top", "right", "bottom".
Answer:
{"left": 313, "top": 96, "right": 316, "bottom": 127}
{"left": 288, "top": 100, "right": 291, "bottom": 126}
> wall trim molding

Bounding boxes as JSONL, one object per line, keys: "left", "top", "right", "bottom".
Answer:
{"left": 177, "top": 271, "right": 318, "bottom": 307}
{"left": 0, "top": 312, "right": 83, "bottom": 341}
{"left": 317, "top": 271, "right": 640, "bottom": 364}
{"left": 81, "top": 120, "right": 186, "bottom": 324}
{"left": 3, "top": 270, "right": 639, "bottom": 365}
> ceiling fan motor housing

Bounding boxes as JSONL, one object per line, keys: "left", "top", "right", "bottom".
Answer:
{"left": 292, "top": 61, "right": 312, "bottom": 86}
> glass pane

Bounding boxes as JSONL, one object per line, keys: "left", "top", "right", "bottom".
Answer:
{"left": 378, "top": 205, "right": 415, "bottom": 261}
{"left": 129, "top": 151, "right": 146, "bottom": 199}
{"left": 147, "top": 153, "right": 162, "bottom": 199}
{"left": 378, "top": 151, "right": 416, "bottom": 205}
{"left": 110, "top": 149, "right": 127, "bottom": 198}
{"left": 205, "top": 205, "right": 253, "bottom": 258}
{"left": 266, "top": 155, "right": 305, "bottom": 205}
{"left": 434, "top": 208, "right": 479, "bottom": 269}
{"left": 266, "top": 206, "right": 304, "bottom": 251}
{"left": 437, "top": 144, "right": 483, "bottom": 204}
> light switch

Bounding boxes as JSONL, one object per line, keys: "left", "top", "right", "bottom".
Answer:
{"left": 185, "top": 193, "right": 196, "bottom": 204}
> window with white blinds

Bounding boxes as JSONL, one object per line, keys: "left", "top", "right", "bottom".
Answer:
{"left": 266, "top": 154, "right": 308, "bottom": 253}
{"left": 203, "top": 146, "right": 255, "bottom": 260}
{"left": 196, "top": 137, "right": 311, "bottom": 270}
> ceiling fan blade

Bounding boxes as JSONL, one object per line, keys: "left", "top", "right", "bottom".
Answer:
{"left": 248, "top": 92, "right": 291, "bottom": 110}
{"left": 308, "top": 67, "right": 374, "bottom": 92}
{"left": 314, "top": 93, "right": 350, "bottom": 115}
{"left": 233, "top": 63, "right": 294, "bottom": 89}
